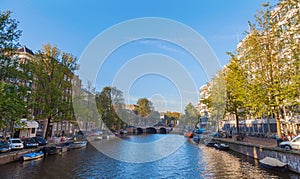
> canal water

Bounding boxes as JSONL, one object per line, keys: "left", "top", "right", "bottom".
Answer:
{"left": 0, "top": 134, "right": 299, "bottom": 178}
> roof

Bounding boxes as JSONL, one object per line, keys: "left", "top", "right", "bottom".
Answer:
{"left": 14, "top": 119, "right": 39, "bottom": 129}
{"left": 17, "top": 46, "right": 34, "bottom": 55}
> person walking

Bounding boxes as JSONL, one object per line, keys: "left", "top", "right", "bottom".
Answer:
{"left": 275, "top": 134, "right": 280, "bottom": 147}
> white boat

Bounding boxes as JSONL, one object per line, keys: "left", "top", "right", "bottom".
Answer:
{"left": 120, "top": 129, "right": 128, "bottom": 134}
{"left": 259, "top": 157, "right": 288, "bottom": 172}
{"left": 213, "top": 143, "right": 230, "bottom": 151}
{"left": 22, "top": 151, "right": 44, "bottom": 161}
{"left": 69, "top": 140, "right": 87, "bottom": 149}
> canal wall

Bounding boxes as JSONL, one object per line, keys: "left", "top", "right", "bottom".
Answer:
{"left": 216, "top": 138, "right": 300, "bottom": 174}
{"left": 0, "top": 148, "right": 40, "bottom": 165}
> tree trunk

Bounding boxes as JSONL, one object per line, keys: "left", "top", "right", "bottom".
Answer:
{"left": 274, "top": 109, "right": 282, "bottom": 139}
{"left": 235, "top": 110, "right": 240, "bottom": 134}
{"left": 44, "top": 116, "right": 51, "bottom": 140}
{"left": 267, "top": 116, "right": 271, "bottom": 135}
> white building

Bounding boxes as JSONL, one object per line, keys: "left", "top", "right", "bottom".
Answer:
{"left": 14, "top": 118, "right": 39, "bottom": 138}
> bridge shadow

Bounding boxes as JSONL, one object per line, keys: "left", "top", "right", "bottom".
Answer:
{"left": 136, "top": 128, "right": 143, "bottom": 134}
{"left": 159, "top": 128, "right": 167, "bottom": 134}
{"left": 146, "top": 127, "right": 157, "bottom": 134}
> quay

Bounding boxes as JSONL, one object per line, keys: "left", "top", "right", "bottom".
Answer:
{"left": 0, "top": 147, "right": 41, "bottom": 165}
{"left": 215, "top": 136, "right": 300, "bottom": 174}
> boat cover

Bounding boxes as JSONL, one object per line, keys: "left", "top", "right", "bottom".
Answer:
{"left": 259, "top": 157, "right": 287, "bottom": 167}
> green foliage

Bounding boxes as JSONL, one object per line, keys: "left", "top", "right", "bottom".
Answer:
{"left": 206, "top": 1, "right": 300, "bottom": 137}
{"left": 95, "top": 86, "right": 125, "bottom": 131}
{"left": 205, "top": 71, "right": 226, "bottom": 128}
{"left": 164, "top": 111, "right": 181, "bottom": 127}
{"left": 0, "top": 11, "right": 21, "bottom": 50}
{"left": 134, "top": 98, "right": 154, "bottom": 126}
{"left": 237, "top": 2, "right": 299, "bottom": 137}
{"left": 31, "top": 44, "right": 78, "bottom": 138}
{"left": 72, "top": 84, "right": 101, "bottom": 131}
{"left": 224, "top": 53, "right": 248, "bottom": 133}
{"left": 0, "top": 11, "right": 30, "bottom": 136}
{"left": 135, "top": 98, "right": 153, "bottom": 118}
{"left": 0, "top": 82, "right": 28, "bottom": 134}
{"left": 179, "top": 102, "right": 198, "bottom": 128}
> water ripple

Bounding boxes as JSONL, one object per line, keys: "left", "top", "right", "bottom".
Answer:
{"left": 0, "top": 135, "right": 299, "bottom": 179}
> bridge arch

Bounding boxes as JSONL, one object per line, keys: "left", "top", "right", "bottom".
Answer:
{"left": 146, "top": 127, "right": 157, "bottom": 134}
{"left": 136, "top": 127, "right": 143, "bottom": 134}
{"left": 159, "top": 127, "right": 167, "bottom": 134}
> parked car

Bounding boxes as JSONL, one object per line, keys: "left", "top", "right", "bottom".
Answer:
{"left": 8, "top": 138, "right": 24, "bottom": 150}
{"left": 279, "top": 135, "right": 300, "bottom": 150}
{"left": 0, "top": 141, "right": 11, "bottom": 153}
{"left": 32, "top": 136, "right": 47, "bottom": 146}
{"left": 22, "top": 138, "right": 39, "bottom": 148}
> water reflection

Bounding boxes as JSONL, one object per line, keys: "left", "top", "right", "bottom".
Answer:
{"left": 0, "top": 134, "right": 299, "bottom": 178}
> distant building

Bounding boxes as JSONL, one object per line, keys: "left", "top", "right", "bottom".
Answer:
{"left": 124, "top": 104, "right": 136, "bottom": 111}
{"left": 198, "top": 83, "right": 210, "bottom": 117}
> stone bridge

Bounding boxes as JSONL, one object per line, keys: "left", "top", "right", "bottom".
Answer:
{"left": 126, "top": 127, "right": 172, "bottom": 134}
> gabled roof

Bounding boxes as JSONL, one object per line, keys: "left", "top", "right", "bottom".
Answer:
{"left": 17, "top": 46, "right": 34, "bottom": 55}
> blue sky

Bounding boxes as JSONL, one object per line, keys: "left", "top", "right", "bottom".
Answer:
{"left": 1, "top": 0, "right": 276, "bottom": 112}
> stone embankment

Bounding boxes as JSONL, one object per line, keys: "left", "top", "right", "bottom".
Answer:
{"left": 0, "top": 147, "right": 41, "bottom": 165}
{"left": 215, "top": 136, "right": 300, "bottom": 174}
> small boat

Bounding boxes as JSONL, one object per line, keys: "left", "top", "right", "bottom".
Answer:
{"left": 204, "top": 139, "right": 217, "bottom": 147}
{"left": 192, "top": 133, "right": 203, "bottom": 143}
{"left": 94, "top": 136, "right": 102, "bottom": 141}
{"left": 259, "top": 157, "right": 288, "bottom": 172}
{"left": 43, "top": 142, "right": 70, "bottom": 155}
{"left": 214, "top": 143, "right": 230, "bottom": 151}
{"left": 193, "top": 136, "right": 200, "bottom": 143}
{"left": 22, "top": 151, "right": 44, "bottom": 161}
{"left": 184, "top": 132, "right": 193, "bottom": 138}
{"left": 69, "top": 140, "right": 87, "bottom": 149}
{"left": 119, "top": 129, "right": 128, "bottom": 135}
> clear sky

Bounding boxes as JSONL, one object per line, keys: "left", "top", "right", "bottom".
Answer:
{"left": 1, "top": 0, "right": 277, "bottom": 113}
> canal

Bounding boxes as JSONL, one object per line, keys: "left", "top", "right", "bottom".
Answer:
{"left": 0, "top": 134, "right": 299, "bottom": 178}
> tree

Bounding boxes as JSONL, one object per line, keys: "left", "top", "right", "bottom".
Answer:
{"left": 135, "top": 98, "right": 153, "bottom": 126}
{"left": 31, "top": 44, "right": 78, "bottom": 139}
{"left": 73, "top": 82, "right": 101, "bottom": 132}
{"left": 205, "top": 71, "right": 226, "bottom": 131}
{"left": 180, "top": 102, "right": 198, "bottom": 130}
{"left": 224, "top": 53, "right": 248, "bottom": 134}
{"left": 0, "top": 11, "right": 22, "bottom": 81}
{"left": 239, "top": 2, "right": 295, "bottom": 138}
{"left": 205, "top": 1, "right": 300, "bottom": 138}
{"left": 0, "top": 82, "right": 28, "bottom": 137}
{"left": 0, "top": 11, "right": 30, "bottom": 137}
{"left": 95, "top": 86, "right": 125, "bottom": 131}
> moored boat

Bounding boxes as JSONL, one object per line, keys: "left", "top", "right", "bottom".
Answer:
{"left": 69, "top": 140, "right": 87, "bottom": 149}
{"left": 184, "top": 132, "right": 193, "bottom": 138}
{"left": 119, "top": 129, "right": 128, "bottom": 135}
{"left": 43, "top": 142, "right": 70, "bottom": 155}
{"left": 22, "top": 151, "right": 44, "bottom": 161}
{"left": 204, "top": 138, "right": 217, "bottom": 147}
{"left": 214, "top": 143, "right": 230, "bottom": 151}
{"left": 259, "top": 157, "right": 288, "bottom": 172}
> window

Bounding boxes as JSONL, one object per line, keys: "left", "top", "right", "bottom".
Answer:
{"left": 31, "top": 128, "right": 36, "bottom": 134}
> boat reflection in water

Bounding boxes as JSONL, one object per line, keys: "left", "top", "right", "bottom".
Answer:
{"left": 0, "top": 134, "right": 299, "bottom": 178}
